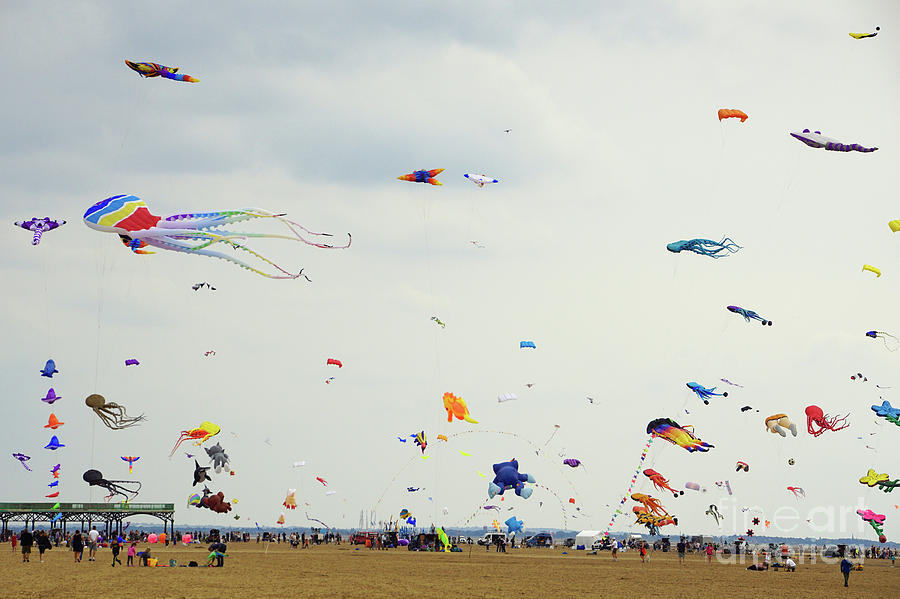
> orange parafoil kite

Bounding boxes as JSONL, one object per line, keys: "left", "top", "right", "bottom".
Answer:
{"left": 717, "top": 109, "right": 748, "bottom": 122}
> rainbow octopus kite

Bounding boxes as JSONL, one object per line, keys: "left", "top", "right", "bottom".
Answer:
{"left": 859, "top": 469, "right": 899, "bottom": 493}
{"left": 169, "top": 421, "right": 220, "bottom": 458}
{"left": 646, "top": 418, "right": 713, "bottom": 452}
{"left": 790, "top": 129, "right": 878, "bottom": 153}
{"left": 84, "top": 195, "right": 351, "bottom": 279}
{"left": 727, "top": 305, "right": 772, "bottom": 326}
{"left": 15, "top": 218, "right": 65, "bottom": 245}
{"left": 667, "top": 237, "right": 742, "bottom": 258}
{"left": 125, "top": 60, "right": 198, "bottom": 82}
{"left": 686, "top": 382, "right": 727, "bottom": 405}
{"left": 857, "top": 509, "right": 887, "bottom": 543}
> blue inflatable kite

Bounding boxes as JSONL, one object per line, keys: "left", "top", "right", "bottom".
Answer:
{"left": 488, "top": 459, "right": 535, "bottom": 499}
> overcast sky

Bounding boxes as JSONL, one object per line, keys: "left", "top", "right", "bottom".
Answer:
{"left": 2, "top": 1, "right": 898, "bottom": 539}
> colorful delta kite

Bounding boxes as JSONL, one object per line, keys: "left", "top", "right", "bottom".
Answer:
{"left": 859, "top": 469, "right": 900, "bottom": 493}
{"left": 804, "top": 405, "right": 849, "bottom": 437}
{"left": 488, "top": 459, "right": 535, "bottom": 500}
{"left": 866, "top": 330, "right": 898, "bottom": 351}
{"left": 85, "top": 394, "right": 145, "bottom": 430}
{"left": 125, "top": 60, "right": 198, "bottom": 82}
{"left": 667, "top": 237, "right": 742, "bottom": 258}
{"left": 83, "top": 469, "right": 141, "bottom": 501}
{"left": 643, "top": 469, "right": 683, "bottom": 498}
{"left": 686, "top": 382, "right": 727, "bottom": 405}
{"left": 283, "top": 489, "right": 297, "bottom": 510}
{"left": 717, "top": 109, "right": 748, "bottom": 122}
{"left": 520, "top": 341, "right": 536, "bottom": 349}
{"left": 398, "top": 168, "right": 444, "bottom": 186}
{"left": 790, "top": 129, "right": 878, "bottom": 153}
{"left": 413, "top": 431, "right": 427, "bottom": 453}
{"left": 849, "top": 27, "right": 879, "bottom": 39}
{"left": 169, "top": 421, "right": 220, "bottom": 457}
{"left": 646, "top": 418, "right": 713, "bottom": 452}
{"left": 857, "top": 509, "right": 887, "bottom": 543}
{"left": 121, "top": 456, "right": 140, "bottom": 474}
{"left": 15, "top": 218, "right": 65, "bottom": 245}
{"left": 12, "top": 453, "right": 32, "bottom": 471}
{"left": 863, "top": 265, "right": 882, "bottom": 278}
{"left": 765, "top": 414, "right": 798, "bottom": 437}
{"left": 463, "top": 173, "right": 499, "bottom": 187}
{"left": 40, "top": 359, "right": 58, "bottom": 378}
{"left": 326, "top": 358, "right": 343, "bottom": 368}
{"left": 84, "top": 195, "right": 351, "bottom": 279}
{"left": 871, "top": 401, "right": 900, "bottom": 426}
{"left": 727, "top": 305, "right": 772, "bottom": 325}
{"left": 443, "top": 392, "right": 478, "bottom": 424}
{"left": 41, "top": 388, "right": 61, "bottom": 405}
{"left": 124, "top": 358, "right": 140, "bottom": 366}
{"left": 44, "top": 436, "right": 65, "bottom": 450}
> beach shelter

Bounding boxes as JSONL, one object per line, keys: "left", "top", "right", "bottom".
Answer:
{"left": 575, "top": 530, "right": 602, "bottom": 550}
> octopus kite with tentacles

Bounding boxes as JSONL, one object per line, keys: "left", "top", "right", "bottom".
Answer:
{"left": 642, "top": 469, "right": 684, "bottom": 498}
{"left": 805, "top": 405, "right": 850, "bottom": 437}
{"left": 85, "top": 394, "right": 145, "bottom": 430}
{"left": 667, "top": 237, "right": 742, "bottom": 258}
{"left": 84, "top": 195, "right": 351, "bottom": 279}
{"left": 83, "top": 469, "right": 141, "bottom": 501}
{"left": 169, "top": 421, "right": 221, "bottom": 458}
{"left": 631, "top": 493, "right": 674, "bottom": 519}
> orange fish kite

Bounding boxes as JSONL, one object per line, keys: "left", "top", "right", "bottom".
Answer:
{"left": 443, "top": 392, "right": 478, "bottom": 424}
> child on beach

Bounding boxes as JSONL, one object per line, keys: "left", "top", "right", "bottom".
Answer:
{"left": 10, "top": 533, "right": 17, "bottom": 553}
{"left": 639, "top": 543, "right": 648, "bottom": 564}
{"left": 111, "top": 537, "right": 122, "bottom": 567}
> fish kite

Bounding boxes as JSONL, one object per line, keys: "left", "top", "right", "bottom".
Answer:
{"left": 463, "top": 173, "right": 499, "bottom": 187}
{"left": 15, "top": 218, "right": 66, "bottom": 245}
{"left": 121, "top": 456, "right": 140, "bottom": 474}
{"left": 849, "top": 27, "right": 879, "bottom": 39}
{"left": 125, "top": 60, "right": 198, "bottom": 82}
{"left": 790, "top": 129, "right": 877, "bottom": 153}
{"left": 717, "top": 109, "right": 748, "bottom": 122}
{"left": 430, "top": 316, "right": 446, "bottom": 328}
{"left": 84, "top": 195, "right": 351, "bottom": 279}
{"left": 646, "top": 418, "right": 713, "bottom": 452}
{"left": 443, "top": 392, "right": 478, "bottom": 424}
{"left": 398, "top": 168, "right": 443, "bottom": 186}
{"left": 727, "top": 305, "right": 772, "bottom": 326}
{"left": 40, "top": 359, "right": 58, "bottom": 378}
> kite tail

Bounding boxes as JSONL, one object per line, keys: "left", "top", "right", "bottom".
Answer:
{"left": 32, "top": 228, "right": 43, "bottom": 245}
{"left": 279, "top": 217, "right": 352, "bottom": 249}
{"left": 169, "top": 432, "right": 192, "bottom": 458}
{"left": 159, "top": 70, "right": 198, "bottom": 83}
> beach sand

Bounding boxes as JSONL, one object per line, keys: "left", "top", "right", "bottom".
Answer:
{"left": 4, "top": 542, "right": 898, "bottom": 598}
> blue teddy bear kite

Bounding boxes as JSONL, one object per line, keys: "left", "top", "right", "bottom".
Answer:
{"left": 488, "top": 459, "right": 535, "bottom": 500}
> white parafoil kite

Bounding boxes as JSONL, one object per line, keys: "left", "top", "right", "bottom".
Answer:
{"left": 498, "top": 393, "right": 518, "bottom": 403}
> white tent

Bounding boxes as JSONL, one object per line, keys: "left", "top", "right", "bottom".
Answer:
{"left": 574, "top": 530, "right": 602, "bottom": 550}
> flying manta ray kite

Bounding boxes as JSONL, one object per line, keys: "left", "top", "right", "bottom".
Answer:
{"left": 84, "top": 195, "right": 351, "bottom": 279}
{"left": 125, "top": 60, "right": 198, "bottom": 82}
{"left": 15, "top": 218, "right": 66, "bottom": 245}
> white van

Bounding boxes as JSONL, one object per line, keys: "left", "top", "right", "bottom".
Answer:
{"left": 477, "top": 532, "right": 508, "bottom": 546}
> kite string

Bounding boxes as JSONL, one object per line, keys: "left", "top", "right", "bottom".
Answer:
{"left": 602, "top": 435, "right": 654, "bottom": 537}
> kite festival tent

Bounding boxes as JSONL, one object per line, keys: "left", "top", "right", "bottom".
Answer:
{"left": 575, "top": 530, "right": 603, "bottom": 550}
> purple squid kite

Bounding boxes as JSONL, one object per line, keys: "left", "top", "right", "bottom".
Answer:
{"left": 15, "top": 218, "right": 65, "bottom": 245}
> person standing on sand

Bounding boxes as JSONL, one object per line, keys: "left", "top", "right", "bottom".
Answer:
{"left": 840, "top": 557, "right": 852, "bottom": 587}
{"left": 705, "top": 543, "right": 714, "bottom": 563}
{"left": 87, "top": 526, "right": 99, "bottom": 561}
{"left": 36, "top": 531, "right": 51, "bottom": 563}
{"left": 10, "top": 532, "right": 17, "bottom": 553}
{"left": 110, "top": 537, "right": 122, "bottom": 567}
{"left": 639, "top": 543, "right": 647, "bottom": 564}
{"left": 127, "top": 542, "right": 136, "bottom": 566}
{"left": 611, "top": 540, "right": 618, "bottom": 562}
{"left": 20, "top": 529, "right": 33, "bottom": 563}
{"left": 71, "top": 531, "right": 84, "bottom": 563}
{"left": 677, "top": 539, "right": 686, "bottom": 564}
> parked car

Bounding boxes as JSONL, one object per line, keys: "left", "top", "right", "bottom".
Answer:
{"left": 477, "top": 532, "right": 508, "bottom": 546}
{"left": 349, "top": 531, "right": 379, "bottom": 545}
{"left": 563, "top": 538, "right": 576, "bottom": 548}
{"left": 525, "top": 532, "right": 553, "bottom": 548}
{"left": 591, "top": 537, "right": 613, "bottom": 551}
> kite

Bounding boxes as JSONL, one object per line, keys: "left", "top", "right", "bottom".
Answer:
{"left": 83, "top": 469, "right": 141, "bottom": 501}
{"left": 505, "top": 516, "right": 524, "bottom": 535}
{"left": 169, "top": 421, "right": 220, "bottom": 457}
{"left": 716, "top": 480, "right": 733, "bottom": 495}
{"left": 44, "top": 436, "right": 65, "bottom": 450}
{"left": 292, "top": 461, "right": 307, "bottom": 468}
{"left": 326, "top": 358, "right": 343, "bottom": 368}
{"left": 316, "top": 477, "right": 327, "bottom": 486}
{"left": 520, "top": 341, "right": 536, "bottom": 349}
{"left": 205, "top": 443, "right": 230, "bottom": 473}
{"left": 727, "top": 305, "right": 772, "bottom": 325}
{"left": 633, "top": 508, "right": 676, "bottom": 534}
{"left": 642, "top": 469, "right": 683, "bottom": 498}
{"left": 631, "top": 493, "right": 673, "bottom": 520}
{"left": 45, "top": 492, "right": 59, "bottom": 498}
{"left": 706, "top": 504, "right": 722, "bottom": 525}
{"left": 863, "top": 264, "right": 882, "bottom": 278}
{"left": 850, "top": 373, "right": 868, "bottom": 381}
{"left": 717, "top": 109, "right": 748, "bottom": 122}
{"left": 44, "top": 414, "right": 63, "bottom": 429}
{"left": 124, "top": 359, "right": 140, "bottom": 366}
{"left": 790, "top": 129, "right": 877, "bottom": 153}
{"left": 721, "top": 379, "right": 744, "bottom": 388}
{"left": 740, "top": 406, "right": 756, "bottom": 412}
{"left": 463, "top": 173, "right": 499, "bottom": 187}
{"left": 470, "top": 240, "right": 485, "bottom": 248}
{"left": 396, "top": 437, "right": 407, "bottom": 443}
{"left": 849, "top": 27, "right": 879, "bottom": 39}
{"left": 325, "top": 377, "right": 335, "bottom": 384}
{"left": 276, "top": 513, "right": 285, "bottom": 525}
{"left": 483, "top": 505, "right": 500, "bottom": 512}
{"left": 498, "top": 393, "right": 518, "bottom": 403}
{"left": 866, "top": 330, "right": 898, "bottom": 351}
{"left": 443, "top": 392, "right": 478, "bottom": 424}
{"left": 805, "top": 405, "right": 849, "bottom": 437}
{"left": 857, "top": 509, "right": 887, "bottom": 543}
{"left": 414, "top": 431, "right": 427, "bottom": 453}
{"left": 15, "top": 218, "right": 66, "bottom": 245}
{"left": 192, "top": 282, "right": 216, "bottom": 291}
{"left": 51, "top": 464, "right": 60, "bottom": 478}
{"left": 459, "top": 450, "right": 471, "bottom": 457}
{"left": 871, "top": 401, "right": 900, "bottom": 426}
{"left": 407, "top": 487, "right": 421, "bottom": 492}
{"left": 121, "top": 456, "right": 140, "bottom": 474}
{"left": 889, "top": 220, "right": 900, "bottom": 233}
{"left": 12, "top": 453, "right": 31, "bottom": 471}
{"left": 646, "top": 418, "right": 713, "bottom": 452}
{"left": 398, "top": 168, "right": 443, "bottom": 185}
{"left": 124, "top": 60, "right": 198, "bottom": 82}
{"left": 204, "top": 351, "right": 216, "bottom": 357}
{"left": 84, "top": 195, "right": 351, "bottom": 279}
{"left": 488, "top": 459, "right": 535, "bottom": 499}
{"left": 199, "top": 490, "right": 231, "bottom": 514}
{"left": 41, "top": 388, "right": 61, "bottom": 405}
{"left": 40, "top": 359, "right": 58, "bottom": 378}
{"left": 859, "top": 469, "right": 899, "bottom": 493}
{"left": 563, "top": 459, "right": 584, "bottom": 469}
{"left": 430, "top": 316, "right": 446, "bottom": 328}
{"left": 436, "top": 435, "right": 448, "bottom": 442}
{"left": 787, "top": 486, "right": 805, "bottom": 499}
{"left": 736, "top": 461, "right": 749, "bottom": 473}
{"left": 193, "top": 460, "right": 212, "bottom": 486}
{"left": 283, "top": 489, "right": 297, "bottom": 509}
{"left": 85, "top": 394, "right": 145, "bottom": 430}
{"left": 686, "top": 382, "right": 727, "bottom": 405}
{"left": 765, "top": 414, "right": 798, "bottom": 437}
{"left": 684, "top": 482, "right": 701, "bottom": 491}
{"left": 667, "top": 237, "right": 742, "bottom": 258}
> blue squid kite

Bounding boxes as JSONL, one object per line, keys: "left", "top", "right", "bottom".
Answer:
{"left": 727, "top": 305, "right": 772, "bottom": 326}
{"left": 667, "top": 237, "right": 741, "bottom": 258}
{"left": 686, "top": 382, "right": 728, "bottom": 405}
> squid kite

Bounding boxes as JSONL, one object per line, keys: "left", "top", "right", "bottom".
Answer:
{"left": 727, "top": 305, "right": 772, "bottom": 326}
{"left": 463, "top": 173, "right": 499, "bottom": 187}
{"left": 44, "top": 436, "right": 65, "bottom": 450}
{"left": 125, "top": 60, "right": 198, "bottom": 82}
{"left": 790, "top": 129, "right": 877, "bottom": 153}
{"left": 83, "top": 469, "right": 141, "bottom": 501}
{"left": 718, "top": 109, "right": 748, "bottom": 122}
{"left": 863, "top": 264, "right": 882, "bottom": 277}
{"left": 84, "top": 195, "right": 351, "bottom": 279}
{"left": 12, "top": 453, "right": 32, "bottom": 471}
{"left": 398, "top": 168, "right": 443, "bottom": 185}
{"left": 85, "top": 394, "right": 145, "bottom": 430}
{"left": 805, "top": 405, "right": 849, "bottom": 437}
{"left": 15, "top": 218, "right": 65, "bottom": 245}
{"left": 643, "top": 469, "right": 683, "bottom": 498}
{"left": 849, "top": 27, "right": 879, "bottom": 39}
{"left": 647, "top": 418, "right": 713, "bottom": 452}
{"left": 667, "top": 237, "right": 741, "bottom": 258}
{"left": 169, "top": 421, "right": 220, "bottom": 457}
{"left": 686, "top": 382, "right": 727, "bottom": 405}
{"left": 443, "top": 392, "right": 478, "bottom": 424}
{"left": 866, "top": 330, "right": 898, "bottom": 351}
